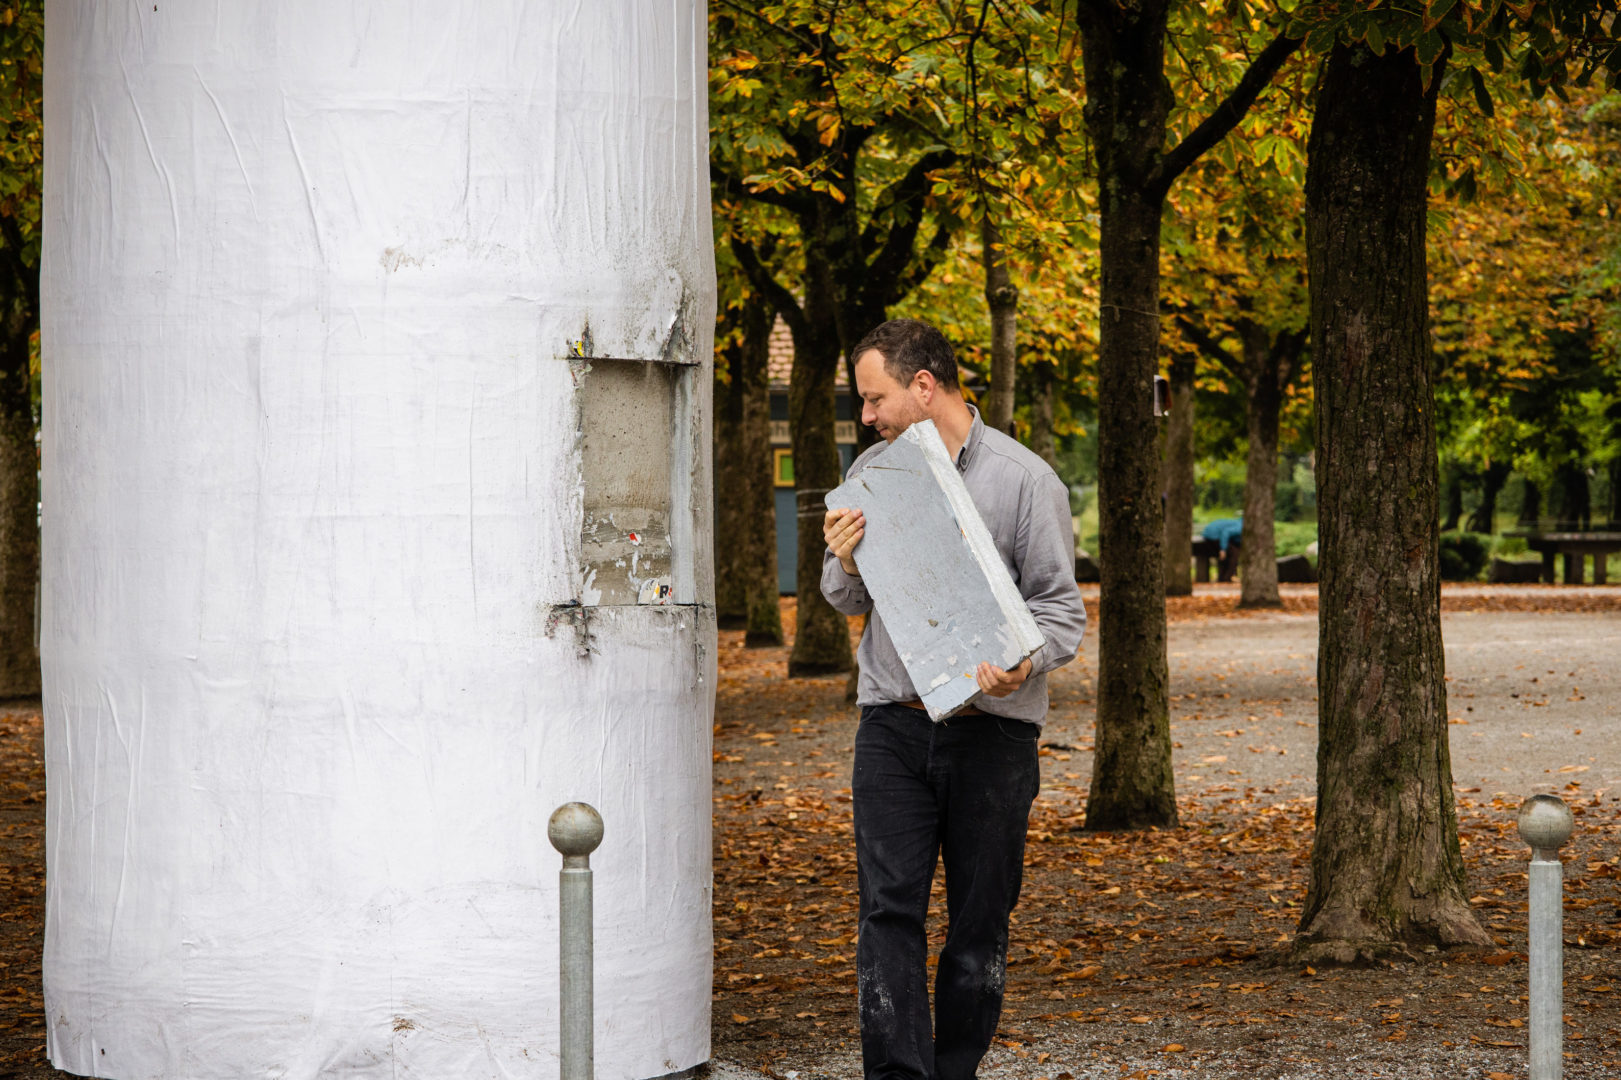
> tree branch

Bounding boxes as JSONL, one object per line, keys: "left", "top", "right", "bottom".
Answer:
{"left": 711, "top": 162, "right": 818, "bottom": 215}
{"left": 1149, "top": 27, "right": 1302, "bottom": 199}
{"left": 883, "top": 214, "right": 960, "bottom": 310}
{"left": 731, "top": 235, "right": 807, "bottom": 345}
{"left": 858, "top": 148, "right": 959, "bottom": 266}
{"left": 712, "top": 0, "right": 840, "bottom": 71}
{"left": 1174, "top": 314, "right": 1243, "bottom": 381}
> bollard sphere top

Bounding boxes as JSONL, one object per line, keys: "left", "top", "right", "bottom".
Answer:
{"left": 548, "top": 801, "right": 604, "bottom": 857}
{"left": 1516, "top": 793, "right": 1574, "bottom": 852}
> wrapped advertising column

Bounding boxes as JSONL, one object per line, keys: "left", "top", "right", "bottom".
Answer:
{"left": 40, "top": 3, "right": 714, "bottom": 1077}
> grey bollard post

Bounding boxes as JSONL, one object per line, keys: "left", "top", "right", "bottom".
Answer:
{"left": 549, "top": 802, "right": 604, "bottom": 1080}
{"left": 1517, "top": 794, "right": 1574, "bottom": 1080}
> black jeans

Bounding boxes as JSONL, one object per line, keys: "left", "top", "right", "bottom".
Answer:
{"left": 852, "top": 703, "right": 1041, "bottom": 1080}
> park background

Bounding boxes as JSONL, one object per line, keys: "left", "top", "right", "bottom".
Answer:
{"left": 701, "top": 2, "right": 1621, "bottom": 1076}
{"left": 0, "top": 2, "right": 1617, "bottom": 1079}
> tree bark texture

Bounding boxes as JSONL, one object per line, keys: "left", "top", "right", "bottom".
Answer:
{"left": 0, "top": 221, "right": 38, "bottom": 697}
{"left": 737, "top": 316, "right": 785, "bottom": 648}
{"left": 714, "top": 327, "right": 748, "bottom": 629}
{"left": 1295, "top": 43, "right": 1487, "bottom": 962}
{"left": 1465, "top": 461, "right": 1509, "bottom": 534}
{"left": 787, "top": 248, "right": 854, "bottom": 676}
{"left": 981, "top": 215, "right": 1018, "bottom": 436}
{"left": 715, "top": 282, "right": 785, "bottom": 642}
{"left": 1162, "top": 351, "right": 1195, "bottom": 597}
{"left": 1238, "top": 324, "right": 1283, "bottom": 608}
{"left": 1077, "top": 3, "right": 1177, "bottom": 830}
{"left": 1027, "top": 360, "right": 1060, "bottom": 471}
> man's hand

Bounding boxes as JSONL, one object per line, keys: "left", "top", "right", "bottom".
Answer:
{"left": 976, "top": 657, "right": 1032, "bottom": 698}
{"left": 823, "top": 507, "right": 865, "bottom": 576}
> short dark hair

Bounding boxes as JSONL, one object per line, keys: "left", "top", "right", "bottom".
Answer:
{"left": 851, "top": 318, "right": 958, "bottom": 389}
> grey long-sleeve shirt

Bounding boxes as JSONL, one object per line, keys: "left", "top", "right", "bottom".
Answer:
{"left": 820, "top": 406, "right": 1088, "bottom": 725}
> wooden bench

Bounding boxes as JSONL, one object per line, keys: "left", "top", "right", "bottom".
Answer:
{"left": 1519, "top": 532, "right": 1621, "bottom": 584}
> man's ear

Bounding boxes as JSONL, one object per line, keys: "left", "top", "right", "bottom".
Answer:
{"left": 912, "top": 369, "right": 937, "bottom": 403}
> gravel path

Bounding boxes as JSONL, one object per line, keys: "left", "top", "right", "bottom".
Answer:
{"left": 1031, "top": 606, "right": 1621, "bottom": 804}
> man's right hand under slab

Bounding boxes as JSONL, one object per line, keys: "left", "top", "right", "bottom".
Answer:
{"left": 823, "top": 507, "right": 865, "bottom": 576}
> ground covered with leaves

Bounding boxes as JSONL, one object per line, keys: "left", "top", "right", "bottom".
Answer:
{"left": 2, "top": 588, "right": 1619, "bottom": 1078}
{"left": 0, "top": 703, "right": 46, "bottom": 1079}
{"left": 710, "top": 593, "right": 1621, "bottom": 1079}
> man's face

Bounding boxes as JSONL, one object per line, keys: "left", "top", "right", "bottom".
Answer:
{"left": 854, "top": 348, "right": 928, "bottom": 443}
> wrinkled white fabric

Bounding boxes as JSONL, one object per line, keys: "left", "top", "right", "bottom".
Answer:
{"left": 41, "top": 3, "right": 714, "bottom": 1077}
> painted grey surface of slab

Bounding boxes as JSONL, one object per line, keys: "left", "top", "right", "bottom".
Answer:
{"left": 826, "top": 420, "right": 1044, "bottom": 719}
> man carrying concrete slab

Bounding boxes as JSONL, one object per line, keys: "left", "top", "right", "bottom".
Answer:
{"left": 821, "top": 318, "right": 1088, "bottom": 1080}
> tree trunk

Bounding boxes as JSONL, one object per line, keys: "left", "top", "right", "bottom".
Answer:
{"left": 1027, "top": 360, "right": 1060, "bottom": 471}
{"left": 847, "top": 353, "right": 882, "bottom": 456}
{"left": 0, "top": 223, "right": 39, "bottom": 697}
{"left": 981, "top": 216, "right": 1018, "bottom": 436}
{"left": 1027, "top": 362, "right": 1066, "bottom": 590}
{"left": 1440, "top": 465, "right": 1464, "bottom": 532}
{"left": 714, "top": 290, "right": 784, "bottom": 646}
{"left": 722, "top": 136, "right": 958, "bottom": 672}
{"left": 714, "top": 326, "right": 748, "bottom": 630}
{"left": 1294, "top": 42, "right": 1487, "bottom": 963}
{"left": 1162, "top": 351, "right": 1196, "bottom": 597}
{"left": 787, "top": 254, "right": 854, "bottom": 676}
{"left": 1517, "top": 477, "right": 1541, "bottom": 528}
{"left": 1608, "top": 458, "right": 1621, "bottom": 527}
{"left": 1465, "top": 461, "right": 1509, "bottom": 534}
{"left": 1554, "top": 463, "right": 1590, "bottom": 531}
{"left": 1078, "top": 2, "right": 1176, "bottom": 830}
{"left": 1238, "top": 326, "right": 1282, "bottom": 607}
{"left": 736, "top": 294, "right": 785, "bottom": 648}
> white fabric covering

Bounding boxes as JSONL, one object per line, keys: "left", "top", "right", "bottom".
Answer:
{"left": 40, "top": 3, "right": 715, "bottom": 1077}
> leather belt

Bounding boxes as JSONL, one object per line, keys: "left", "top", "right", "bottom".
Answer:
{"left": 898, "top": 698, "right": 989, "bottom": 717}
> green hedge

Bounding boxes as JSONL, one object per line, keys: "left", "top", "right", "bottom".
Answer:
{"left": 1438, "top": 532, "right": 1490, "bottom": 581}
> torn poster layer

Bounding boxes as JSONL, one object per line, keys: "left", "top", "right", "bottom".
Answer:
{"left": 40, "top": 3, "right": 714, "bottom": 1078}
{"left": 826, "top": 421, "right": 1044, "bottom": 719}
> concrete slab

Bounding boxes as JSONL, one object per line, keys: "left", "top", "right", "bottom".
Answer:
{"left": 826, "top": 420, "right": 1043, "bottom": 719}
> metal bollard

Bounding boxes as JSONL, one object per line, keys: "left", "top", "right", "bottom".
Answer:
{"left": 549, "top": 802, "right": 604, "bottom": 1080}
{"left": 1517, "top": 794, "right": 1574, "bottom": 1080}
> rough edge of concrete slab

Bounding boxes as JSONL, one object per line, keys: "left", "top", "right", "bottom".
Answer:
{"left": 910, "top": 420, "right": 1044, "bottom": 664}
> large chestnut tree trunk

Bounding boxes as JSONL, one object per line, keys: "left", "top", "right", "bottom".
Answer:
{"left": 1084, "top": 168, "right": 1177, "bottom": 827}
{"left": 1294, "top": 41, "right": 1488, "bottom": 963}
{"left": 1076, "top": 5, "right": 1299, "bottom": 830}
{"left": 1075, "top": 5, "right": 1180, "bottom": 831}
